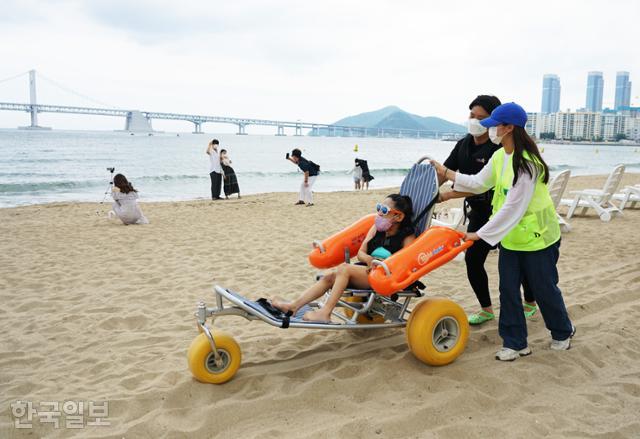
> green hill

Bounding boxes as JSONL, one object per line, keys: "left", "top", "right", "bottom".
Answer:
{"left": 314, "top": 106, "right": 465, "bottom": 135}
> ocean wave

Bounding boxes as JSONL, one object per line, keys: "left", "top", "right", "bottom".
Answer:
{"left": 0, "top": 172, "right": 71, "bottom": 178}
{"left": 238, "top": 167, "right": 411, "bottom": 178}
{"left": 134, "top": 168, "right": 412, "bottom": 180}
{"left": 0, "top": 168, "right": 411, "bottom": 194}
{"left": 0, "top": 179, "right": 103, "bottom": 193}
{"left": 140, "top": 174, "right": 205, "bottom": 181}
{"left": 6, "top": 158, "right": 79, "bottom": 163}
{"left": 548, "top": 164, "right": 575, "bottom": 171}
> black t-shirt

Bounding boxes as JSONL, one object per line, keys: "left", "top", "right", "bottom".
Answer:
{"left": 297, "top": 157, "right": 319, "bottom": 176}
{"left": 443, "top": 134, "right": 499, "bottom": 213}
{"left": 366, "top": 225, "right": 415, "bottom": 256}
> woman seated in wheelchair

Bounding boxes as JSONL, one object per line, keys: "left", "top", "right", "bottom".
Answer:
{"left": 273, "top": 194, "right": 415, "bottom": 322}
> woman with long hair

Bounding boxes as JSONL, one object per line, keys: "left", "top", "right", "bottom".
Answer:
{"left": 357, "top": 158, "right": 375, "bottom": 190}
{"left": 110, "top": 173, "right": 149, "bottom": 225}
{"left": 437, "top": 95, "right": 537, "bottom": 325}
{"left": 219, "top": 149, "right": 241, "bottom": 199}
{"left": 432, "top": 102, "right": 574, "bottom": 361}
{"left": 272, "top": 194, "right": 415, "bottom": 322}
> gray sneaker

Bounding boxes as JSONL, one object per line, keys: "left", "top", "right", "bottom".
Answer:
{"left": 495, "top": 346, "right": 532, "bottom": 361}
{"left": 550, "top": 325, "right": 576, "bottom": 351}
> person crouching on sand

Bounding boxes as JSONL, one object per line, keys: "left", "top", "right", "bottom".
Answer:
{"left": 109, "top": 174, "right": 149, "bottom": 225}
{"left": 272, "top": 194, "right": 415, "bottom": 322}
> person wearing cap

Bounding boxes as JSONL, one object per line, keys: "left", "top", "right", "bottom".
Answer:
{"left": 437, "top": 95, "right": 537, "bottom": 326}
{"left": 432, "top": 102, "right": 575, "bottom": 361}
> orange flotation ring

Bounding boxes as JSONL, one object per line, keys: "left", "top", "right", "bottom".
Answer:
{"left": 308, "top": 214, "right": 376, "bottom": 269}
{"left": 368, "top": 227, "right": 473, "bottom": 296}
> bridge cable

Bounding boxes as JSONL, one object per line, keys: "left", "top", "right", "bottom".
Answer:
{"left": 36, "top": 72, "right": 115, "bottom": 109}
{"left": 0, "top": 71, "right": 30, "bottom": 85}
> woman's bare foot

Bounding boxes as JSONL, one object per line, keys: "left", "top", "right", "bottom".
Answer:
{"left": 271, "top": 297, "right": 297, "bottom": 314}
{"left": 303, "top": 308, "right": 332, "bottom": 322}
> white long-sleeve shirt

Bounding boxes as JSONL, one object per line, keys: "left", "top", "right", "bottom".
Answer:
{"left": 111, "top": 190, "right": 149, "bottom": 225}
{"left": 453, "top": 152, "right": 537, "bottom": 246}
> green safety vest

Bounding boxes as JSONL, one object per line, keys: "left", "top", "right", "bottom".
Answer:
{"left": 491, "top": 148, "right": 560, "bottom": 251}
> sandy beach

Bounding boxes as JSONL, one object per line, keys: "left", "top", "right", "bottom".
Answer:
{"left": 1, "top": 173, "right": 640, "bottom": 438}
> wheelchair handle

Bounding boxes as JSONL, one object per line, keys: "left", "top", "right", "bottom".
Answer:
{"left": 312, "top": 240, "right": 326, "bottom": 254}
{"left": 371, "top": 259, "right": 391, "bottom": 277}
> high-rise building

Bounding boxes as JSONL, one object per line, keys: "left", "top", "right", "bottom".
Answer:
{"left": 525, "top": 110, "right": 639, "bottom": 141}
{"left": 614, "top": 71, "right": 632, "bottom": 110}
{"left": 586, "top": 71, "right": 604, "bottom": 112}
{"left": 541, "top": 74, "right": 561, "bottom": 113}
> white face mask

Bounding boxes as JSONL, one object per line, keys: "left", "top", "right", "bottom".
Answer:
{"left": 488, "top": 126, "right": 504, "bottom": 145}
{"left": 467, "top": 118, "right": 488, "bottom": 137}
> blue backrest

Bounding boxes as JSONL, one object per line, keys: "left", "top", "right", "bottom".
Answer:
{"left": 399, "top": 162, "right": 439, "bottom": 236}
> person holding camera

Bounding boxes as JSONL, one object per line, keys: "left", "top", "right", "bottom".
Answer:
{"left": 110, "top": 173, "right": 149, "bottom": 225}
{"left": 286, "top": 148, "right": 320, "bottom": 206}
{"left": 206, "top": 139, "right": 224, "bottom": 200}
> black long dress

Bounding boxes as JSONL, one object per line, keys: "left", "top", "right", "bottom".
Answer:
{"left": 357, "top": 159, "right": 374, "bottom": 182}
{"left": 221, "top": 161, "right": 240, "bottom": 196}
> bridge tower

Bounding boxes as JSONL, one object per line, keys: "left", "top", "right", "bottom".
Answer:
{"left": 19, "top": 70, "right": 50, "bottom": 130}
{"left": 124, "top": 111, "right": 153, "bottom": 132}
{"left": 192, "top": 121, "right": 203, "bottom": 134}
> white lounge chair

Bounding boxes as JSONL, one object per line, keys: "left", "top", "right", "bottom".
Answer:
{"left": 432, "top": 207, "right": 464, "bottom": 230}
{"left": 612, "top": 184, "right": 640, "bottom": 210}
{"left": 432, "top": 207, "right": 465, "bottom": 261}
{"left": 548, "top": 169, "right": 572, "bottom": 232}
{"left": 559, "top": 165, "right": 625, "bottom": 222}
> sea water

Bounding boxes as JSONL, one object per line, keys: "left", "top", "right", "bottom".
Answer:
{"left": 0, "top": 129, "right": 639, "bottom": 208}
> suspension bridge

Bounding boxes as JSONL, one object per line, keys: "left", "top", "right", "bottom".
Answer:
{"left": 0, "top": 70, "right": 452, "bottom": 138}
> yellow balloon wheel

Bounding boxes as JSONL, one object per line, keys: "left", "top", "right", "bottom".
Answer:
{"left": 342, "top": 296, "right": 386, "bottom": 324}
{"left": 187, "top": 332, "right": 241, "bottom": 384}
{"left": 406, "top": 298, "right": 469, "bottom": 366}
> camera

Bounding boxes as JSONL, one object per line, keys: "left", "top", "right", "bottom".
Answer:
{"left": 285, "top": 152, "right": 290, "bottom": 160}
{"left": 107, "top": 167, "right": 115, "bottom": 173}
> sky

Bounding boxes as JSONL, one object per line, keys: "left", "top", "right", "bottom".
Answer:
{"left": 0, "top": 0, "right": 638, "bottom": 132}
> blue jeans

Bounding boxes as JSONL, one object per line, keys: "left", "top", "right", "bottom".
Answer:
{"left": 498, "top": 240, "right": 573, "bottom": 350}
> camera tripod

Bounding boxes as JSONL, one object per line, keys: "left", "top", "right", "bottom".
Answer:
{"left": 96, "top": 167, "right": 116, "bottom": 216}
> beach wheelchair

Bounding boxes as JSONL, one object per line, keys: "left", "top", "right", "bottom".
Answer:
{"left": 188, "top": 157, "right": 472, "bottom": 384}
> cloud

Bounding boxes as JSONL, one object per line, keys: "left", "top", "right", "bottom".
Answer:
{"left": 0, "top": 0, "right": 639, "bottom": 131}
{"left": 0, "top": 0, "right": 48, "bottom": 24}
{"left": 81, "top": 0, "right": 229, "bottom": 41}
{"left": 80, "top": 1, "right": 307, "bottom": 42}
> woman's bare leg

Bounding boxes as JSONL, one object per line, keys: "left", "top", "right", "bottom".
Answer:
{"left": 272, "top": 272, "right": 336, "bottom": 314}
{"left": 303, "top": 264, "right": 370, "bottom": 322}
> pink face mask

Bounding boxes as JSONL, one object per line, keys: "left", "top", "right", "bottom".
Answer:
{"left": 375, "top": 215, "right": 394, "bottom": 232}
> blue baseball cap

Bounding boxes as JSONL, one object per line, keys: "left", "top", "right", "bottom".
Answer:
{"left": 479, "top": 102, "right": 528, "bottom": 128}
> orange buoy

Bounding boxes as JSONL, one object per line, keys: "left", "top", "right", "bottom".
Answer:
{"left": 308, "top": 214, "right": 376, "bottom": 269}
{"left": 369, "top": 227, "right": 473, "bottom": 296}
